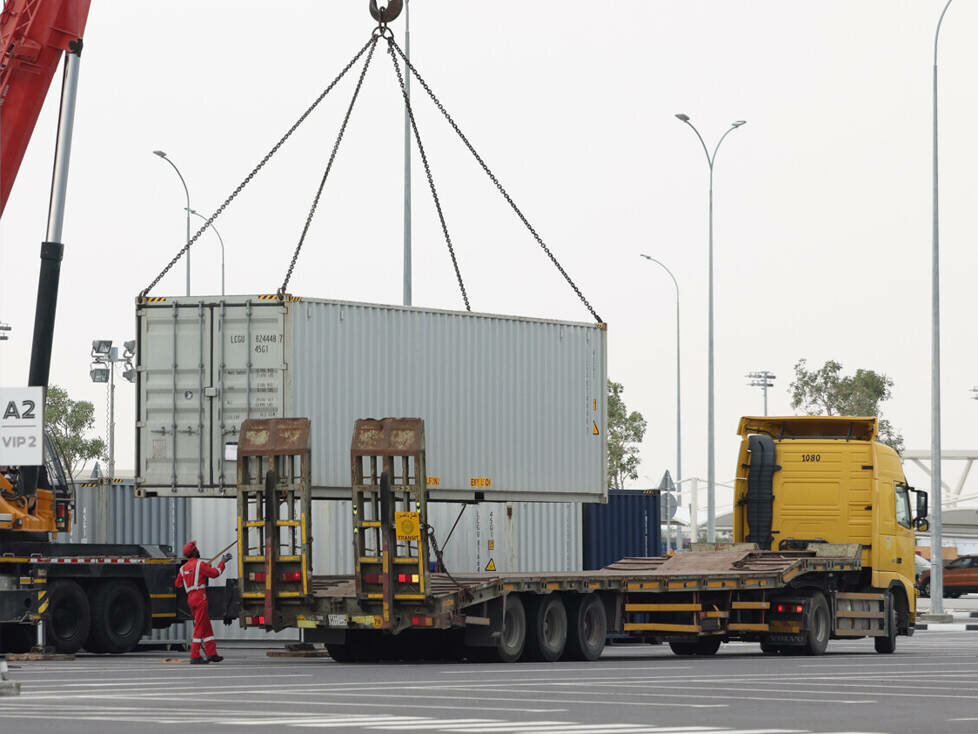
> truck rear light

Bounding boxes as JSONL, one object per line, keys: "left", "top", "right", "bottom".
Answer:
{"left": 281, "top": 571, "right": 302, "bottom": 582}
{"left": 774, "top": 603, "right": 804, "bottom": 614}
{"left": 363, "top": 573, "right": 383, "bottom": 584}
{"left": 411, "top": 616, "right": 433, "bottom": 626}
{"left": 246, "top": 615, "right": 267, "bottom": 626}
{"left": 250, "top": 572, "right": 267, "bottom": 582}
{"left": 396, "top": 573, "right": 419, "bottom": 583}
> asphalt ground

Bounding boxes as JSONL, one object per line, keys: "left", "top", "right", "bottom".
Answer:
{"left": 1, "top": 631, "right": 976, "bottom": 734}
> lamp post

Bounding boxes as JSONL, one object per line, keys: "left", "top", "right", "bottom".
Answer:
{"left": 639, "top": 254, "right": 681, "bottom": 495}
{"left": 186, "top": 208, "right": 225, "bottom": 296}
{"left": 89, "top": 340, "right": 136, "bottom": 481}
{"left": 928, "top": 0, "right": 954, "bottom": 619}
{"left": 746, "top": 370, "right": 776, "bottom": 416}
{"left": 153, "top": 151, "right": 191, "bottom": 296}
{"left": 675, "top": 114, "right": 746, "bottom": 543}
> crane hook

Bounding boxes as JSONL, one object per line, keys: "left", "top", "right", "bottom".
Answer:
{"left": 369, "top": 0, "right": 404, "bottom": 26}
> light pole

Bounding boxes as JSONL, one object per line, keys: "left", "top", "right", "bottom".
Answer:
{"left": 89, "top": 340, "right": 135, "bottom": 480}
{"left": 675, "top": 113, "right": 746, "bottom": 543}
{"left": 153, "top": 151, "right": 191, "bottom": 296}
{"left": 746, "top": 370, "right": 776, "bottom": 416}
{"left": 186, "top": 208, "right": 225, "bottom": 296}
{"left": 929, "top": 0, "right": 953, "bottom": 620}
{"left": 640, "top": 254, "right": 681, "bottom": 493}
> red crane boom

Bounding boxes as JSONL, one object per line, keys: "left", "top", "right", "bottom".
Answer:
{"left": 0, "top": 0, "right": 90, "bottom": 215}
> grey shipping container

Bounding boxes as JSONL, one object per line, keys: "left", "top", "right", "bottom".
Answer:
{"left": 582, "top": 489, "right": 662, "bottom": 570}
{"left": 135, "top": 296, "right": 608, "bottom": 503}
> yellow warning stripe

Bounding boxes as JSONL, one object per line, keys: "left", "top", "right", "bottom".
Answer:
{"left": 38, "top": 590, "right": 49, "bottom": 615}
{"left": 150, "top": 593, "right": 176, "bottom": 599}
{"left": 152, "top": 612, "right": 177, "bottom": 618}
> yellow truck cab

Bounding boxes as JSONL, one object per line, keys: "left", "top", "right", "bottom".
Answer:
{"left": 733, "top": 416, "right": 927, "bottom": 637}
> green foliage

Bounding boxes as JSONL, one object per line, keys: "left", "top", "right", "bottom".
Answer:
{"left": 607, "top": 380, "right": 647, "bottom": 489}
{"left": 789, "top": 359, "right": 904, "bottom": 453}
{"left": 44, "top": 385, "right": 106, "bottom": 481}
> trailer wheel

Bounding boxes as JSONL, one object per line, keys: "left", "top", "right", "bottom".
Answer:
{"left": 874, "top": 593, "right": 897, "bottom": 654}
{"left": 490, "top": 593, "right": 526, "bottom": 663}
{"left": 87, "top": 581, "right": 147, "bottom": 654}
{"left": 802, "top": 593, "right": 830, "bottom": 656}
{"left": 523, "top": 594, "right": 568, "bottom": 662}
{"left": 46, "top": 580, "right": 91, "bottom": 654}
{"left": 669, "top": 641, "right": 698, "bottom": 656}
{"left": 563, "top": 594, "right": 607, "bottom": 661}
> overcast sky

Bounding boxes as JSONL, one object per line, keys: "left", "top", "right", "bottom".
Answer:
{"left": 2, "top": 1, "right": 978, "bottom": 510}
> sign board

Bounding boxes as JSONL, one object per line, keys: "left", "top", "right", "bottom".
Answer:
{"left": 0, "top": 387, "right": 44, "bottom": 465}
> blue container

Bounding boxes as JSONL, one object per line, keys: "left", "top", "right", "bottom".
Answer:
{"left": 582, "top": 489, "right": 662, "bottom": 570}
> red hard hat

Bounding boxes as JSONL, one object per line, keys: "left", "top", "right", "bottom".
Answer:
{"left": 182, "top": 540, "right": 197, "bottom": 557}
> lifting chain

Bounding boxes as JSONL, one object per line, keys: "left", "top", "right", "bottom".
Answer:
{"left": 278, "top": 36, "right": 380, "bottom": 297}
{"left": 140, "top": 37, "right": 375, "bottom": 299}
{"left": 387, "top": 38, "right": 470, "bottom": 311}
{"left": 388, "top": 38, "right": 603, "bottom": 324}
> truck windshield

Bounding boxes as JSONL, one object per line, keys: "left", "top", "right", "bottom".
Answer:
{"left": 895, "top": 484, "right": 911, "bottom": 529}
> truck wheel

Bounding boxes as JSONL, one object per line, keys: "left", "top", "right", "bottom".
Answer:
{"left": 523, "top": 594, "right": 568, "bottom": 662}
{"left": 492, "top": 594, "right": 527, "bottom": 663}
{"left": 918, "top": 580, "right": 929, "bottom": 599}
{"left": 874, "top": 593, "right": 897, "bottom": 654}
{"left": 88, "top": 581, "right": 147, "bottom": 654}
{"left": 669, "top": 641, "right": 698, "bottom": 656}
{"left": 563, "top": 594, "right": 607, "bottom": 661}
{"left": 802, "top": 593, "right": 830, "bottom": 656}
{"left": 326, "top": 643, "right": 354, "bottom": 662}
{"left": 46, "top": 580, "right": 91, "bottom": 654}
{"left": 694, "top": 637, "right": 722, "bottom": 655}
{"left": 0, "top": 623, "right": 35, "bottom": 654}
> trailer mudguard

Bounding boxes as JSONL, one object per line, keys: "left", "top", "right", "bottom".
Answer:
{"left": 744, "top": 434, "right": 777, "bottom": 549}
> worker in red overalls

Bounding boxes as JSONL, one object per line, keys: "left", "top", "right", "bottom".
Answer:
{"left": 175, "top": 540, "right": 231, "bottom": 664}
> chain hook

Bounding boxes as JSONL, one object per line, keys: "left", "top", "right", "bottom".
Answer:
{"left": 369, "top": 0, "right": 403, "bottom": 30}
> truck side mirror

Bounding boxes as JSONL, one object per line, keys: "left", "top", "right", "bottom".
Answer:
{"left": 915, "top": 490, "right": 928, "bottom": 521}
{"left": 915, "top": 518, "right": 930, "bottom": 532}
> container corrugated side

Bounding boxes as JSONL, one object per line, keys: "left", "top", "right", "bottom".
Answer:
{"left": 136, "top": 296, "right": 608, "bottom": 503}
{"left": 582, "top": 489, "right": 661, "bottom": 570}
{"left": 68, "top": 479, "right": 190, "bottom": 644}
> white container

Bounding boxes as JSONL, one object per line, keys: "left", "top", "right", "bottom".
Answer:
{"left": 135, "top": 296, "right": 607, "bottom": 503}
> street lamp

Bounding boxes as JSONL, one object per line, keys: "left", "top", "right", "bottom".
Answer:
{"left": 89, "top": 339, "right": 136, "bottom": 480}
{"left": 639, "top": 254, "right": 681, "bottom": 495}
{"left": 153, "top": 150, "right": 191, "bottom": 296}
{"left": 675, "top": 113, "right": 746, "bottom": 543}
{"left": 929, "top": 0, "right": 954, "bottom": 620}
{"left": 746, "top": 370, "right": 776, "bottom": 416}
{"left": 186, "top": 208, "right": 226, "bottom": 296}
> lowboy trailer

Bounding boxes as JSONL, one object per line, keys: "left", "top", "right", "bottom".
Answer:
{"left": 237, "top": 415, "right": 927, "bottom": 662}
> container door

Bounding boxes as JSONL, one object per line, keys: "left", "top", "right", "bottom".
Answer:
{"left": 212, "top": 301, "right": 289, "bottom": 492}
{"left": 137, "top": 302, "right": 213, "bottom": 492}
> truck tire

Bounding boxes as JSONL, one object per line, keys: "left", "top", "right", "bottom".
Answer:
{"left": 874, "top": 593, "right": 897, "bottom": 654}
{"left": 326, "top": 643, "right": 354, "bottom": 662}
{"left": 46, "top": 580, "right": 91, "bottom": 654}
{"left": 563, "top": 594, "right": 606, "bottom": 661}
{"left": 523, "top": 594, "right": 568, "bottom": 662}
{"left": 491, "top": 593, "right": 526, "bottom": 663}
{"left": 0, "top": 623, "right": 35, "bottom": 654}
{"left": 694, "top": 637, "right": 722, "bottom": 655}
{"left": 87, "top": 581, "right": 147, "bottom": 654}
{"left": 802, "top": 593, "right": 830, "bottom": 656}
{"left": 918, "top": 580, "right": 929, "bottom": 598}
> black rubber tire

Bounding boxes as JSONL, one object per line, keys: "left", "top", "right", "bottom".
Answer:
{"left": 46, "top": 580, "right": 91, "bottom": 654}
{"left": 493, "top": 594, "right": 527, "bottom": 663}
{"left": 326, "top": 643, "right": 354, "bottom": 662}
{"left": 948, "top": 592, "right": 961, "bottom": 599}
{"left": 0, "top": 623, "right": 36, "bottom": 654}
{"left": 87, "top": 581, "right": 147, "bottom": 654}
{"left": 803, "top": 593, "right": 830, "bottom": 656}
{"left": 563, "top": 594, "right": 607, "bottom": 661}
{"left": 669, "top": 641, "right": 698, "bottom": 656}
{"left": 523, "top": 595, "right": 568, "bottom": 662}
{"left": 918, "top": 580, "right": 929, "bottom": 599}
{"left": 694, "top": 637, "right": 722, "bottom": 655}
{"left": 875, "top": 593, "right": 897, "bottom": 654}
{"left": 759, "top": 640, "right": 782, "bottom": 655}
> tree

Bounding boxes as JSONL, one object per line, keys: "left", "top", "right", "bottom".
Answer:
{"left": 44, "top": 385, "right": 106, "bottom": 481}
{"left": 789, "top": 359, "right": 904, "bottom": 453}
{"left": 607, "top": 380, "right": 647, "bottom": 489}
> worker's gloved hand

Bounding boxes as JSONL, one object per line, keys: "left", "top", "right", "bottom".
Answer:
{"left": 222, "top": 553, "right": 232, "bottom": 563}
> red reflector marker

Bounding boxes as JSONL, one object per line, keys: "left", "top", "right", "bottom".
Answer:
{"left": 795, "top": 605, "right": 803, "bottom": 613}
{"left": 281, "top": 571, "right": 302, "bottom": 582}
{"left": 363, "top": 573, "right": 382, "bottom": 584}
{"left": 252, "top": 572, "right": 267, "bottom": 582}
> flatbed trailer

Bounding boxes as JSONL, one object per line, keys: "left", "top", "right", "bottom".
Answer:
{"left": 236, "top": 417, "right": 919, "bottom": 662}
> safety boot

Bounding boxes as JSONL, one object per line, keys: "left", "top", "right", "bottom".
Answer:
{"left": 190, "top": 657, "right": 209, "bottom": 665}
{"left": 207, "top": 654, "right": 224, "bottom": 663}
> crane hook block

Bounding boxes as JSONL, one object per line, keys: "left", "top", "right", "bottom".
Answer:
{"left": 370, "top": 0, "right": 403, "bottom": 24}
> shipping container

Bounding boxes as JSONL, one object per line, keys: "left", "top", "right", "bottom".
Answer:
{"left": 135, "top": 296, "right": 607, "bottom": 502}
{"left": 582, "top": 489, "right": 662, "bottom": 570}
